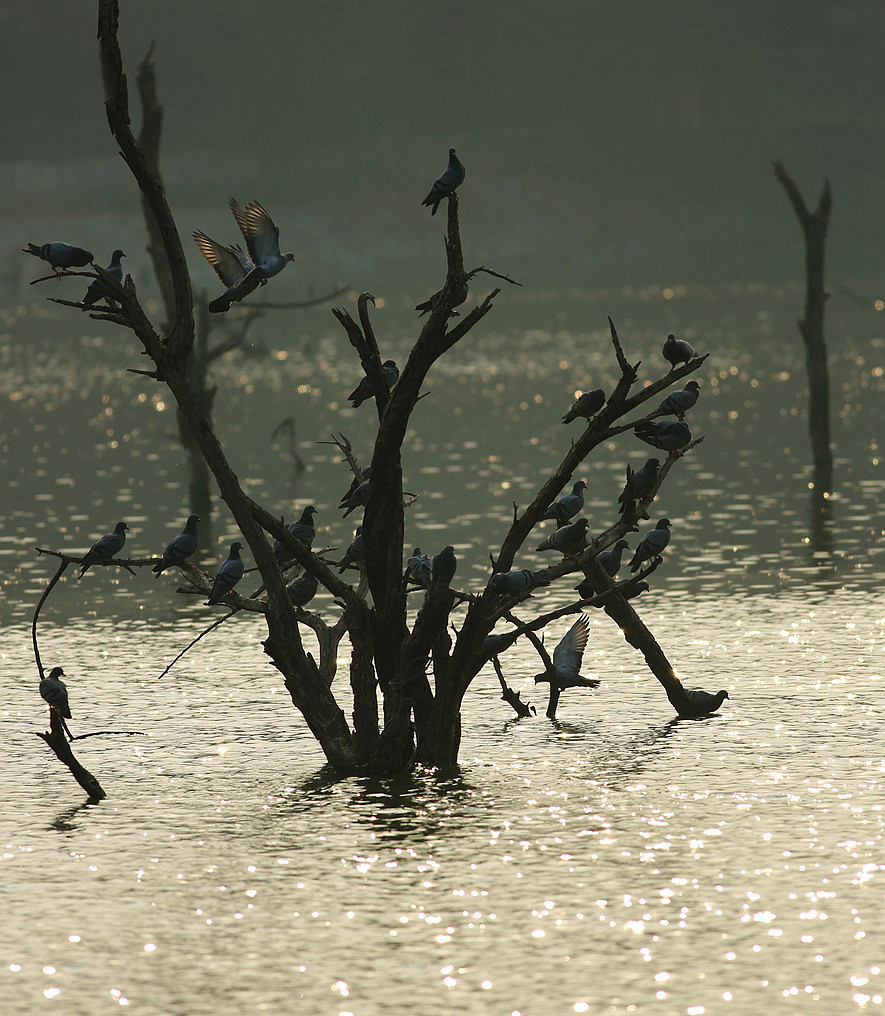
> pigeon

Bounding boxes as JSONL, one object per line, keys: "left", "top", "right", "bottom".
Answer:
{"left": 152, "top": 514, "right": 199, "bottom": 577}
{"left": 562, "top": 389, "right": 606, "bottom": 424}
{"left": 207, "top": 541, "right": 245, "bottom": 604}
{"left": 23, "top": 242, "right": 93, "bottom": 276}
{"left": 81, "top": 249, "right": 125, "bottom": 308}
{"left": 341, "top": 479, "right": 371, "bottom": 519}
{"left": 273, "top": 505, "right": 317, "bottom": 564}
{"left": 407, "top": 548, "right": 433, "bottom": 587}
{"left": 339, "top": 467, "right": 371, "bottom": 506}
{"left": 533, "top": 614, "right": 599, "bottom": 690}
{"left": 658, "top": 380, "right": 701, "bottom": 418}
{"left": 416, "top": 277, "right": 469, "bottom": 317}
{"left": 431, "top": 545, "right": 457, "bottom": 586}
{"left": 589, "top": 577, "right": 650, "bottom": 608}
{"left": 678, "top": 688, "right": 730, "bottom": 718}
{"left": 629, "top": 518, "right": 671, "bottom": 572}
{"left": 229, "top": 198, "right": 294, "bottom": 287}
{"left": 337, "top": 526, "right": 364, "bottom": 573}
{"left": 39, "top": 666, "right": 71, "bottom": 718}
{"left": 662, "top": 333, "right": 697, "bottom": 370}
{"left": 618, "top": 457, "right": 661, "bottom": 515}
{"left": 535, "top": 517, "right": 588, "bottom": 556}
{"left": 489, "top": 568, "right": 550, "bottom": 596}
{"left": 540, "top": 480, "right": 586, "bottom": 526}
{"left": 287, "top": 572, "right": 319, "bottom": 608}
{"left": 79, "top": 521, "right": 129, "bottom": 578}
{"left": 348, "top": 361, "right": 399, "bottom": 408}
{"left": 634, "top": 420, "right": 692, "bottom": 452}
{"left": 193, "top": 230, "right": 260, "bottom": 313}
{"left": 576, "top": 539, "right": 630, "bottom": 597}
{"left": 421, "top": 148, "right": 466, "bottom": 215}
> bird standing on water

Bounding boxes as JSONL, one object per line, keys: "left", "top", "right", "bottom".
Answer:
{"left": 422, "top": 148, "right": 466, "bottom": 215}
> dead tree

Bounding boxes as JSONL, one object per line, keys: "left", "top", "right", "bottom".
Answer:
{"left": 773, "top": 161, "right": 834, "bottom": 495}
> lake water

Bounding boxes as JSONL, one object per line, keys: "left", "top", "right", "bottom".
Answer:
{"left": 2, "top": 281, "right": 885, "bottom": 1014}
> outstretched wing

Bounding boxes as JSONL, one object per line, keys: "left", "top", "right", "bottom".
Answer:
{"left": 229, "top": 197, "right": 281, "bottom": 267}
{"left": 193, "top": 230, "right": 252, "bottom": 287}
{"left": 551, "top": 613, "right": 590, "bottom": 680}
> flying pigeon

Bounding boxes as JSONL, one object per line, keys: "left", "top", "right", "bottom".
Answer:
{"left": 535, "top": 517, "right": 588, "bottom": 556}
{"left": 618, "top": 457, "right": 661, "bottom": 515}
{"left": 348, "top": 361, "right": 399, "bottom": 408}
{"left": 193, "top": 229, "right": 261, "bottom": 313}
{"left": 287, "top": 572, "right": 319, "bottom": 608}
{"left": 407, "top": 548, "right": 433, "bottom": 587}
{"left": 540, "top": 480, "right": 586, "bottom": 526}
{"left": 339, "top": 467, "right": 371, "bottom": 506}
{"left": 206, "top": 541, "right": 245, "bottom": 604}
{"left": 152, "top": 514, "right": 199, "bottom": 577}
{"left": 678, "top": 688, "right": 730, "bottom": 718}
{"left": 337, "top": 526, "right": 364, "bottom": 573}
{"left": 658, "top": 380, "right": 701, "bottom": 418}
{"left": 489, "top": 568, "right": 550, "bottom": 596}
{"left": 562, "top": 389, "right": 606, "bottom": 425}
{"left": 629, "top": 518, "right": 671, "bottom": 572}
{"left": 662, "top": 333, "right": 697, "bottom": 370}
{"left": 230, "top": 197, "right": 293, "bottom": 285}
{"left": 421, "top": 148, "right": 466, "bottom": 215}
{"left": 431, "top": 545, "right": 457, "bottom": 585}
{"left": 79, "top": 521, "right": 129, "bottom": 578}
{"left": 39, "top": 666, "right": 71, "bottom": 718}
{"left": 341, "top": 479, "right": 370, "bottom": 519}
{"left": 575, "top": 539, "right": 630, "bottom": 597}
{"left": 533, "top": 613, "right": 599, "bottom": 690}
{"left": 416, "top": 277, "right": 469, "bottom": 317}
{"left": 273, "top": 505, "right": 317, "bottom": 564}
{"left": 23, "top": 242, "right": 93, "bottom": 276}
{"left": 634, "top": 420, "right": 692, "bottom": 452}
{"left": 81, "top": 249, "right": 125, "bottom": 308}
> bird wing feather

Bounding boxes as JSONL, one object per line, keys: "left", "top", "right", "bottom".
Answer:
{"left": 552, "top": 613, "right": 590, "bottom": 678}
{"left": 193, "top": 230, "right": 252, "bottom": 286}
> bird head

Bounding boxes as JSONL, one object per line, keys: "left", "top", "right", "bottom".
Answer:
{"left": 48, "top": 666, "right": 65, "bottom": 679}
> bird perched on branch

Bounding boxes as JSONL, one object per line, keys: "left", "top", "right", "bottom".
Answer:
{"left": 407, "top": 548, "right": 433, "bottom": 587}
{"left": 207, "top": 541, "right": 244, "bottom": 604}
{"left": 422, "top": 148, "right": 465, "bottom": 215}
{"left": 662, "top": 333, "right": 696, "bottom": 370}
{"left": 658, "top": 380, "right": 701, "bottom": 418}
{"left": 432, "top": 545, "right": 457, "bottom": 586}
{"left": 576, "top": 539, "right": 630, "bottom": 597}
{"left": 634, "top": 420, "right": 692, "bottom": 453}
{"left": 348, "top": 360, "right": 399, "bottom": 408}
{"left": 416, "top": 277, "right": 469, "bottom": 317}
{"left": 489, "top": 568, "right": 550, "bottom": 596}
{"left": 81, "top": 249, "right": 125, "bottom": 308}
{"left": 39, "top": 666, "right": 71, "bottom": 718}
{"left": 540, "top": 480, "right": 586, "bottom": 527}
{"left": 79, "top": 521, "right": 129, "bottom": 578}
{"left": 562, "top": 389, "right": 605, "bottom": 425}
{"left": 588, "top": 577, "right": 650, "bottom": 608}
{"left": 23, "top": 242, "right": 93, "bottom": 276}
{"left": 273, "top": 506, "right": 317, "bottom": 564}
{"left": 337, "top": 527, "right": 364, "bottom": 573}
{"left": 287, "top": 572, "right": 318, "bottom": 608}
{"left": 618, "top": 457, "right": 660, "bottom": 516}
{"left": 339, "top": 467, "right": 371, "bottom": 506}
{"left": 533, "top": 613, "right": 599, "bottom": 690}
{"left": 678, "top": 688, "right": 730, "bottom": 718}
{"left": 629, "top": 518, "right": 671, "bottom": 572}
{"left": 341, "top": 480, "right": 370, "bottom": 519}
{"left": 152, "top": 514, "right": 199, "bottom": 577}
{"left": 535, "top": 517, "right": 588, "bottom": 556}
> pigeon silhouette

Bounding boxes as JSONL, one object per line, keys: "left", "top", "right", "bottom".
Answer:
{"left": 348, "top": 361, "right": 399, "bottom": 408}
{"left": 341, "top": 480, "right": 370, "bottom": 519}
{"left": 81, "top": 249, "right": 125, "bottom": 308}
{"left": 634, "top": 420, "right": 692, "bottom": 452}
{"left": 658, "top": 380, "right": 701, "bottom": 418}
{"left": 152, "top": 514, "right": 199, "bottom": 577}
{"left": 79, "top": 521, "right": 129, "bottom": 578}
{"left": 421, "top": 148, "right": 466, "bottom": 215}
{"left": 39, "top": 666, "right": 71, "bottom": 718}
{"left": 662, "top": 333, "right": 697, "bottom": 370}
{"left": 576, "top": 539, "right": 629, "bottom": 597}
{"left": 535, "top": 517, "right": 588, "bottom": 556}
{"left": 533, "top": 614, "right": 599, "bottom": 689}
{"left": 229, "top": 198, "right": 294, "bottom": 287}
{"left": 629, "top": 518, "right": 671, "bottom": 572}
{"left": 618, "top": 457, "right": 661, "bottom": 515}
{"left": 416, "top": 277, "right": 469, "bottom": 317}
{"left": 273, "top": 506, "right": 317, "bottom": 564}
{"left": 562, "top": 389, "right": 605, "bottom": 424}
{"left": 431, "top": 545, "right": 457, "bottom": 586}
{"left": 540, "top": 480, "right": 586, "bottom": 526}
{"left": 407, "top": 548, "right": 433, "bottom": 587}
{"left": 489, "top": 568, "right": 550, "bottom": 596}
{"left": 339, "top": 467, "right": 371, "bottom": 507}
{"left": 337, "top": 526, "right": 364, "bottom": 573}
{"left": 193, "top": 230, "right": 260, "bottom": 313}
{"left": 678, "top": 688, "right": 730, "bottom": 718}
{"left": 23, "top": 242, "right": 93, "bottom": 276}
{"left": 207, "top": 541, "right": 245, "bottom": 604}
{"left": 287, "top": 572, "right": 319, "bottom": 608}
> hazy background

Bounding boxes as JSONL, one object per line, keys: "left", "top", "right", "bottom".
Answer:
{"left": 2, "top": 1, "right": 883, "bottom": 298}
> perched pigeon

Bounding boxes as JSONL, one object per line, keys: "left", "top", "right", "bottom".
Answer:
{"left": 193, "top": 230, "right": 260, "bottom": 313}
{"left": 81, "top": 249, "right": 125, "bottom": 308}
{"left": 273, "top": 505, "right": 317, "bottom": 564}
{"left": 23, "top": 242, "right": 93, "bottom": 276}
{"left": 287, "top": 572, "right": 319, "bottom": 608}
{"left": 576, "top": 539, "right": 630, "bottom": 597}
{"left": 489, "top": 568, "right": 550, "bottom": 596}
{"left": 407, "top": 548, "right": 433, "bottom": 587}
{"left": 431, "top": 545, "right": 457, "bottom": 586}
{"left": 678, "top": 688, "right": 730, "bottom": 718}
{"left": 341, "top": 480, "right": 371, "bottom": 519}
{"left": 348, "top": 361, "right": 399, "bottom": 408}
{"left": 589, "top": 578, "right": 650, "bottom": 608}
{"left": 535, "top": 517, "right": 588, "bottom": 556}
{"left": 339, "top": 467, "right": 371, "bottom": 506}
{"left": 152, "top": 514, "right": 199, "bottom": 577}
{"left": 421, "top": 148, "right": 466, "bottom": 215}
{"left": 658, "top": 380, "right": 701, "bottom": 418}
{"left": 207, "top": 541, "right": 245, "bottom": 604}
{"left": 540, "top": 480, "right": 587, "bottom": 526}
{"left": 39, "top": 666, "right": 71, "bottom": 718}
{"left": 79, "top": 521, "right": 129, "bottom": 578}
{"left": 416, "top": 277, "right": 469, "bottom": 317}
{"left": 634, "top": 420, "right": 692, "bottom": 452}
{"left": 562, "top": 389, "right": 606, "bottom": 425}
{"left": 618, "top": 457, "right": 661, "bottom": 515}
{"left": 337, "top": 526, "right": 364, "bottom": 573}
{"left": 662, "top": 333, "right": 697, "bottom": 370}
{"left": 533, "top": 613, "right": 599, "bottom": 690}
{"left": 629, "top": 518, "right": 671, "bottom": 572}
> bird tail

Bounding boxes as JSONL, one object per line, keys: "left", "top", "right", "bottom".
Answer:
{"left": 208, "top": 294, "right": 231, "bottom": 313}
{"left": 22, "top": 243, "right": 42, "bottom": 258}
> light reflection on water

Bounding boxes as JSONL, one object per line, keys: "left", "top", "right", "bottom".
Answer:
{"left": 2, "top": 284, "right": 885, "bottom": 1014}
